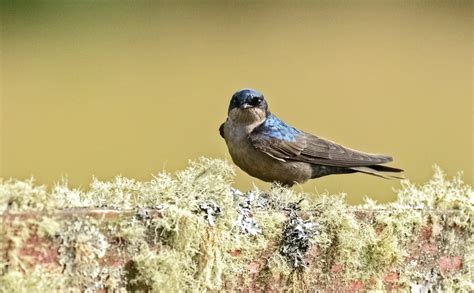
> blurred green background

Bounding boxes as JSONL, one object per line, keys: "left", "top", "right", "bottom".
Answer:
{"left": 1, "top": 1, "right": 472, "bottom": 204}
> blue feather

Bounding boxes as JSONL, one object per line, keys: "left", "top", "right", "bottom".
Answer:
{"left": 259, "top": 115, "right": 301, "bottom": 141}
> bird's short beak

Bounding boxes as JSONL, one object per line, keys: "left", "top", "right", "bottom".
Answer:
{"left": 240, "top": 103, "right": 253, "bottom": 109}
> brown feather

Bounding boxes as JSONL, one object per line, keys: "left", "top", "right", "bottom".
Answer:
{"left": 249, "top": 131, "right": 399, "bottom": 169}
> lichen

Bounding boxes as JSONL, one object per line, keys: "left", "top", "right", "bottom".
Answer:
{"left": 360, "top": 166, "right": 473, "bottom": 291}
{"left": 58, "top": 219, "right": 110, "bottom": 290}
{"left": 0, "top": 178, "right": 56, "bottom": 212}
{"left": 0, "top": 160, "right": 472, "bottom": 291}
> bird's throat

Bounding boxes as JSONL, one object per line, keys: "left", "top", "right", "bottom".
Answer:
{"left": 228, "top": 107, "right": 266, "bottom": 131}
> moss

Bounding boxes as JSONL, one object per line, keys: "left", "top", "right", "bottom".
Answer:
{"left": 0, "top": 160, "right": 472, "bottom": 291}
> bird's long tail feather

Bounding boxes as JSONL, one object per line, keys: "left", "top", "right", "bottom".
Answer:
{"left": 350, "top": 166, "right": 404, "bottom": 179}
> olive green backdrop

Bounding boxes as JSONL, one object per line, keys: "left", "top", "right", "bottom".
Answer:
{"left": 1, "top": 1, "right": 472, "bottom": 203}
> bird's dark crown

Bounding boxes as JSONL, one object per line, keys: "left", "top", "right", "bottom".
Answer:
{"left": 228, "top": 88, "right": 269, "bottom": 115}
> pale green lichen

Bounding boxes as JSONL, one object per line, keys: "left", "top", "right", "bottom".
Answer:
{"left": 360, "top": 166, "right": 473, "bottom": 291}
{"left": 0, "top": 159, "right": 472, "bottom": 292}
{"left": 0, "top": 270, "right": 68, "bottom": 293}
{"left": 0, "top": 178, "right": 56, "bottom": 212}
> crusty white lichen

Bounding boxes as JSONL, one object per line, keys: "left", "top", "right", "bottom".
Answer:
{"left": 58, "top": 219, "right": 110, "bottom": 290}
{"left": 0, "top": 159, "right": 472, "bottom": 292}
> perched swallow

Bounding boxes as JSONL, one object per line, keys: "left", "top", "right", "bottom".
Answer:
{"left": 219, "top": 88, "right": 403, "bottom": 186}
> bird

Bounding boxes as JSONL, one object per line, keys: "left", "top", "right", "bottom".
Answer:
{"left": 219, "top": 88, "right": 403, "bottom": 187}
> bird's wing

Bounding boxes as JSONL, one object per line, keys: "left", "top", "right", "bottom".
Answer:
{"left": 247, "top": 115, "right": 306, "bottom": 160}
{"left": 248, "top": 133, "right": 306, "bottom": 161}
{"left": 249, "top": 122, "right": 393, "bottom": 168}
{"left": 297, "top": 132, "right": 393, "bottom": 167}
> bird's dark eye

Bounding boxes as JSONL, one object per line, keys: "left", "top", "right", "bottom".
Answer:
{"left": 250, "top": 97, "right": 263, "bottom": 106}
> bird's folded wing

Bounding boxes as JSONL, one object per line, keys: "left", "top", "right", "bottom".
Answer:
{"left": 249, "top": 130, "right": 393, "bottom": 168}
{"left": 248, "top": 134, "right": 305, "bottom": 160}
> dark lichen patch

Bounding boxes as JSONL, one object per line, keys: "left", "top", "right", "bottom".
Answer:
{"left": 279, "top": 201, "right": 318, "bottom": 269}
{"left": 0, "top": 160, "right": 472, "bottom": 291}
{"left": 235, "top": 190, "right": 262, "bottom": 235}
{"left": 198, "top": 200, "right": 222, "bottom": 226}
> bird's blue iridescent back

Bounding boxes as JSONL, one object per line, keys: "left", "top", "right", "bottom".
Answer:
{"left": 257, "top": 115, "right": 301, "bottom": 142}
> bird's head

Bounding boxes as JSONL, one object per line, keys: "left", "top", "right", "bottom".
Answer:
{"left": 227, "top": 88, "right": 269, "bottom": 124}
